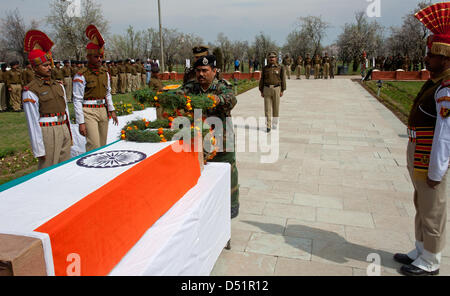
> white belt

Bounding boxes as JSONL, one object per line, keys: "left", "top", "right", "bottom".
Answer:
{"left": 83, "top": 99, "right": 105, "bottom": 105}
{"left": 39, "top": 114, "right": 67, "bottom": 123}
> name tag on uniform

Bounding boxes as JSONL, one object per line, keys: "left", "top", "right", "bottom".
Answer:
{"left": 41, "top": 91, "right": 49, "bottom": 96}
{"left": 275, "top": 71, "right": 279, "bottom": 74}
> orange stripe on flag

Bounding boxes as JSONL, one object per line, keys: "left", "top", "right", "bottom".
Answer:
{"left": 34, "top": 142, "right": 201, "bottom": 276}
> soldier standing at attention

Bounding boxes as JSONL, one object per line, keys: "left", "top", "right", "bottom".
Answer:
{"left": 117, "top": 60, "right": 127, "bottom": 94}
{"left": 0, "top": 64, "right": 7, "bottom": 111}
{"left": 181, "top": 55, "right": 239, "bottom": 219}
{"left": 130, "top": 59, "right": 138, "bottom": 91}
{"left": 62, "top": 60, "right": 73, "bottom": 102}
{"left": 22, "top": 30, "right": 72, "bottom": 169}
{"left": 73, "top": 25, "right": 118, "bottom": 152}
{"left": 110, "top": 61, "right": 119, "bottom": 95}
{"left": 305, "top": 53, "right": 312, "bottom": 79}
{"left": 51, "top": 61, "right": 64, "bottom": 83}
{"left": 22, "top": 61, "right": 35, "bottom": 86}
{"left": 282, "top": 54, "right": 293, "bottom": 80}
{"left": 183, "top": 45, "right": 209, "bottom": 87}
{"left": 322, "top": 53, "right": 330, "bottom": 79}
{"left": 330, "top": 56, "right": 336, "bottom": 79}
{"left": 259, "top": 51, "right": 286, "bottom": 133}
{"left": 314, "top": 54, "right": 321, "bottom": 79}
{"left": 5, "top": 61, "right": 23, "bottom": 111}
{"left": 393, "top": 2, "right": 450, "bottom": 276}
{"left": 295, "top": 55, "right": 303, "bottom": 80}
{"left": 148, "top": 66, "right": 164, "bottom": 92}
{"left": 125, "top": 59, "right": 132, "bottom": 93}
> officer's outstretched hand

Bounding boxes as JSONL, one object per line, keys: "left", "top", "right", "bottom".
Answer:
{"left": 111, "top": 111, "right": 119, "bottom": 125}
{"left": 79, "top": 123, "right": 87, "bottom": 137}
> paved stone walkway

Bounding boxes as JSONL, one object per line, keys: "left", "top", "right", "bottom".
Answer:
{"left": 211, "top": 77, "right": 450, "bottom": 276}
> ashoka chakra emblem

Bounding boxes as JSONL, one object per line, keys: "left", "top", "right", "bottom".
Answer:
{"left": 76, "top": 150, "right": 147, "bottom": 168}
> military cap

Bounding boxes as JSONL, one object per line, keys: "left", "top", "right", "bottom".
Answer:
{"left": 192, "top": 45, "right": 209, "bottom": 57}
{"left": 194, "top": 55, "right": 216, "bottom": 68}
{"left": 267, "top": 51, "right": 277, "bottom": 58}
{"left": 10, "top": 61, "right": 19, "bottom": 66}
{"left": 63, "top": 60, "right": 69, "bottom": 64}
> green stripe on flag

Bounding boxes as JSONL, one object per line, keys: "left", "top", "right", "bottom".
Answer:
{"left": 0, "top": 140, "right": 121, "bottom": 193}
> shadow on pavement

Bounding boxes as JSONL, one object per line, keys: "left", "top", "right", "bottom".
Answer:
{"left": 242, "top": 220, "right": 403, "bottom": 273}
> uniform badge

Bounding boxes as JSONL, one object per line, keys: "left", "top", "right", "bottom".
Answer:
{"left": 440, "top": 107, "right": 450, "bottom": 118}
{"left": 202, "top": 57, "right": 209, "bottom": 66}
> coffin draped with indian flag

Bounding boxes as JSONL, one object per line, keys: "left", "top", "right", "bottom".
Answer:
{"left": 0, "top": 139, "right": 202, "bottom": 276}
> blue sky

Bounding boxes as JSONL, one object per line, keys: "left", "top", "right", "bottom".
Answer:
{"left": 1, "top": 0, "right": 441, "bottom": 45}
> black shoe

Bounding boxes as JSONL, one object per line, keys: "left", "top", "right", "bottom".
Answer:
{"left": 400, "top": 264, "right": 439, "bottom": 276}
{"left": 231, "top": 204, "right": 239, "bottom": 219}
{"left": 393, "top": 253, "right": 414, "bottom": 265}
{"left": 266, "top": 128, "right": 271, "bottom": 133}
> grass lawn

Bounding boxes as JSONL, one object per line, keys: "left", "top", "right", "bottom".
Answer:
{"left": 0, "top": 78, "right": 258, "bottom": 186}
{"left": 362, "top": 80, "right": 425, "bottom": 124}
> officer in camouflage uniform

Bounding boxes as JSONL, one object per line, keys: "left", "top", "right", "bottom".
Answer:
{"left": 181, "top": 55, "right": 240, "bottom": 219}
{"left": 183, "top": 45, "right": 209, "bottom": 87}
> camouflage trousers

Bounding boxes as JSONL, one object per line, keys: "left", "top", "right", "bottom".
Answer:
{"left": 208, "top": 151, "right": 239, "bottom": 208}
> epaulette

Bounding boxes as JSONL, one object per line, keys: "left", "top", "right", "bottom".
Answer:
{"left": 23, "top": 86, "right": 29, "bottom": 91}
{"left": 442, "top": 80, "right": 450, "bottom": 87}
{"left": 77, "top": 68, "right": 88, "bottom": 77}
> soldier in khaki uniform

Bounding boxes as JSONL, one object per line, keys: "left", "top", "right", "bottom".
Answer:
{"left": 130, "top": 60, "right": 138, "bottom": 91}
{"left": 22, "top": 61, "right": 35, "bottom": 85}
{"left": 51, "top": 61, "right": 64, "bottom": 82}
{"left": 394, "top": 3, "right": 450, "bottom": 276}
{"left": 148, "top": 66, "right": 164, "bottom": 92}
{"left": 109, "top": 61, "right": 119, "bottom": 95}
{"left": 183, "top": 45, "right": 209, "bottom": 86}
{"left": 125, "top": 59, "right": 133, "bottom": 92}
{"left": 0, "top": 64, "right": 7, "bottom": 111}
{"left": 5, "top": 61, "right": 23, "bottom": 111}
{"left": 140, "top": 61, "right": 146, "bottom": 88}
{"left": 73, "top": 25, "right": 118, "bottom": 152}
{"left": 22, "top": 30, "right": 72, "bottom": 169}
{"left": 295, "top": 55, "right": 303, "bottom": 79}
{"left": 330, "top": 56, "right": 336, "bottom": 79}
{"left": 61, "top": 60, "right": 73, "bottom": 102}
{"left": 282, "top": 54, "right": 293, "bottom": 79}
{"left": 117, "top": 60, "right": 127, "bottom": 94}
{"left": 259, "top": 51, "right": 286, "bottom": 132}
{"left": 305, "top": 53, "right": 312, "bottom": 79}
{"left": 314, "top": 54, "right": 322, "bottom": 79}
{"left": 322, "top": 53, "right": 330, "bottom": 79}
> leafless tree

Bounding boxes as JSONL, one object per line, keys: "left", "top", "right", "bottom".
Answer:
{"left": 253, "top": 32, "right": 279, "bottom": 67}
{"left": 0, "top": 9, "right": 39, "bottom": 64}
{"left": 47, "top": 0, "right": 109, "bottom": 60}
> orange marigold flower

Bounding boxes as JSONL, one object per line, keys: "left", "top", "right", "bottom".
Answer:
{"left": 161, "top": 138, "right": 167, "bottom": 142}
{"left": 154, "top": 96, "right": 158, "bottom": 101}
{"left": 121, "top": 134, "right": 126, "bottom": 140}
{"left": 121, "top": 130, "right": 126, "bottom": 134}
{"left": 168, "top": 117, "right": 174, "bottom": 122}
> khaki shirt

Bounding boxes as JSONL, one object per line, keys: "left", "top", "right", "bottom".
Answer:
{"left": 25, "top": 76, "right": 67, "bottom": 115}
{"left": 131, "top": 65, "right": 137, "bottom": 75}
{"left": 62, "top": 66, "right": 72, "bottom": 78}
{"left": 125, "top": 64, "right": 132, "bottom": 74}
{"left": 23, "top": 68, "right": 35, "bottom": 85}
{"left": 51, "top": 67, "right": 64, "bottom": 81}
{"left": 5, "top": 68, "right": 23, "bottom": 88}
{"left": 259, "top": 63, "right": 286, "bottom": 92}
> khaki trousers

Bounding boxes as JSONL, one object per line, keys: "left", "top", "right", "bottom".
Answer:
{"left": 0, "top": 82, "right": 6, "bottom": 110}
{"left": 64, "top": 77, "right": 72, "bottom": 102}
{"left": 305, "top": 65, "right": 311, "bottom": 79}
{"left": 407, "top": 142, "right": 448, "bottom": 254}
{"left": 314, "top": 65, "right": 320, "bottom": 79}
{"left": 296, "top": 65, "right": 303, "bottom": 79}
{"left": 263, "top": 86, "right": 281, "bottom": 128}
{"left": 38, "top": 124, "right": 72, "bottom": 170}
{"left": 83, "top": 107, "right": 109, "bottom": 152}
{"left": 111, "top": 76, "right": 118, "bottom": 95}
{"left": 119, "top": 73, "right": 127, "bottom": 93}
{"left": 284, "top": 65, "right": 291, "bottom": 79}
{"left": 126, "top": 73, "right": 132, "bottom": 92}
{"left": 132, "top": 74, "right": 139, "bottom": 91}
{"left": 9, "top": 84, "right": 22, "bottom": 111}
{"left": 323, "top": 63, "right": 330, "bottom": 79}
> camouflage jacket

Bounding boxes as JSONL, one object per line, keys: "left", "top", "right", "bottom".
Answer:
{"left": 181, "top": 78, "right": 237, "bottom": 152}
